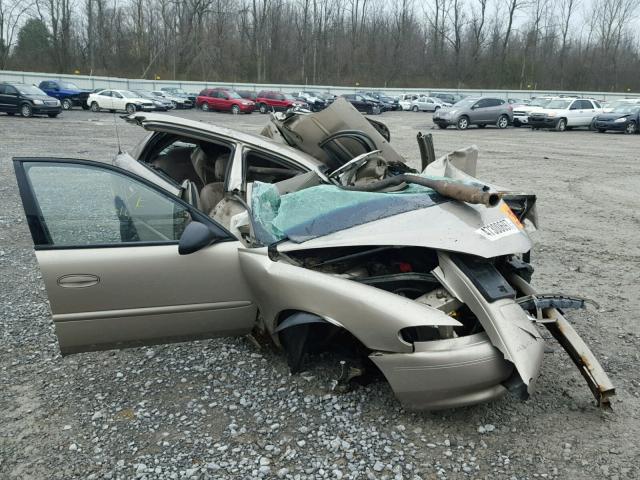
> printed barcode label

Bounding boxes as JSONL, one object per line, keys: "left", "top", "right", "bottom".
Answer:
{"left": 476, "top": 218, "right": 519, "bottom": 241}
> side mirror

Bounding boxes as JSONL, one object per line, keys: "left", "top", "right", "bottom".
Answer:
{"left": 178, "top": 221, "right": 220, "bottom": 255}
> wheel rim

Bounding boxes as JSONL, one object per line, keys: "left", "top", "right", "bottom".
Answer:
{"left": 62, "top": 99, "right": 72, "bottom": 110}
{"left": 412, "top": 106, "right": 418, "bottom": 112}
{"left": 260, "top": 104, "right": 266, "bottom": 113}
{"left": 232, "top": 106, "right": 240, "bottom": 114}
{"left": 458, "top": 118, "right": 468, "bottom": 129}
{"left": 91, "top": 102, "right": 98, "bottom": 112}
{"left": 558, "top": 120, "right": 566, "bottom": 131}
{"left": 499, "top": 117, "right": 508, "bottom": 128}
{"left": 202, "top": 104, "right": 209, "bottom": 111}
{"left": 126, "top": 105, "right": 135, "bottom": 113}
{"left": 626, "top": 122, "right": 636, "bottom": 134}
{"left": 21, "top": 105, "right": 31, "bottom": 116}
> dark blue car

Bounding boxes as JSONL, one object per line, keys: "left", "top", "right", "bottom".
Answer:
{"left": 593, "top": 104, "right": 640, "bottom": 134}
{"left": 38, "top": 80, "right": 91, "bottom": 110}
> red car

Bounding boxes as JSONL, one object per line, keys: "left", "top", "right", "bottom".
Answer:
{"left": 196, "top": 88, "right": 255, "bottom": 114}
{"left": 255, "top": 90, "right": 307, "bottom": 113}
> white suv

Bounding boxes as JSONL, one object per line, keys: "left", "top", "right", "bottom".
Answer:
{"left": 512, "top": 97, "right": 554, "bottom": 127}
{"left": 528, "top": 98, "right": 603, "bottom": 131}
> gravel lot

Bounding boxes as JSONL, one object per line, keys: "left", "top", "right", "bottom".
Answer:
{"left": 1, "top": 109, "right": 639, "bottom": 479}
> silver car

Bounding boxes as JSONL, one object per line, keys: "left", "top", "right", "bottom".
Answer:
{"left": 410, "top": 96, "right": 450, "bottom": 112}
{"left": 12, "top": 99, "right": 613, "bottom": 410}
{"left": 433, "top": 97, "right": 513, "bottom": 130}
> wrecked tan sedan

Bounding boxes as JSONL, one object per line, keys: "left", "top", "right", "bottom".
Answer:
{"left": 13, "top": 99, "right": 614, "bottom": 410}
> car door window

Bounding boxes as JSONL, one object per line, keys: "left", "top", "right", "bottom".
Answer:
{"left": 113, "top": 92, "right": 123, "bottom": 99}
{"left": 0, "top": 85, "right": 6, "bottom": 94}
{"left": 245, "top": 151, "right": 304, "bottom": 185}
{"left": 569, "top": 101, "right": 581, "bottom": 110}
{"left": 580, "top": 100, "right": 594, "bottom": 109}
{"left": 23, "top": 161, "right": 191, "bottom": 247}
{"left": 100, "top": 90, "right": 112, "bottom": 97}
{"left": 5, "top": 85, "right": 18, "bottom": 95}
{"left": 475, "top": 99, "right": 490, "bottom": 109}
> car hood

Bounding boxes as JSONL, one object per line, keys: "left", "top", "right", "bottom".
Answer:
{"left": 596, "top": 113, "right": 631, "bottom": 120}
{"left": 278, "top": 198, "right": 531, "bottom": 259}
{"left": 25, "top": 94, "right": 57, "bottom": 101}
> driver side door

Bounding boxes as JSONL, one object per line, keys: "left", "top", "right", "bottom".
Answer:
{"left": 13, "top": 158, "right": 256, "bottom": 354}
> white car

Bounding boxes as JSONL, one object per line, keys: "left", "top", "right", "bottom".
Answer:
{"left": 398, "top": 93, "right": 422, "bottom": 111}
{"left": 602, "top": 98, "right": 640, "bottom": 113}
{"left": 528, "top": 98, "right": 603, "bottom": 131}
{"left": 87, "top": 89, "right": 155, "bottom": 114}
{"left": 410, "top": 96, "right": 450, "bottom": 112}
{"left": 512, "top": 97, "right": 555, "bottom": 127}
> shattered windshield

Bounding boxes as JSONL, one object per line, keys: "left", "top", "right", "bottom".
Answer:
{"left": 251, "top": 181, "right": 446, "bottom": 245}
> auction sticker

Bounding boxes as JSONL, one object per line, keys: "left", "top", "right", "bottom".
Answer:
{"left": 476, "top": 218, "right": 519, "bottom": 241}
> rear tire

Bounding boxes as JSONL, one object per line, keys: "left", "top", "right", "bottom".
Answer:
{"left": 625, "top": 121, "right": 637, "bottom": 134}
{"left": 497, "top": 115, "right": 509, "bottom": 129}
{"left": 20, "top": 103, "right": 33, "bottom": 118}
{"left": 456, "top": 116, "right": 469, "bottom": 130}
{"left": 90, "top": 101, "right": 100, "bottom": 112}
{"left": 7, "top": 112, "right": 14, "bottom": 116}
{"left": 555, "top": 118, "right": 567, "bottom": 132}
{"left": 61, "top": 98, "right": 73, "bottom": 110}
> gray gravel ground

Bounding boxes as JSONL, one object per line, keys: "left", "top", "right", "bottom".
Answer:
{"left": 1, "top": 109, "right": 639, "bottom": 479}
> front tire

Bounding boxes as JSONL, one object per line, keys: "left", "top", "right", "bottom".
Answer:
{"left": 497, "top": 115, "right": 509, "bottom": 129}
{"left": 20, "top": 103, "right": 33, "bottom": 118}
{"left": 412, "top": 105, "right": 419, "bottom": 112}
{"left": 201, "top": 103, "right": 210, "bottom": 112}
{"left": 598, "top": 128, "right": 606, "bottom": 133}
{"left": 90, "top": 101, "right": 100, "bottom": 112}
{"left": 555, "top": 118, "right": 567, "bottom": 132}
{"left": 61, "top": 98, "right": 73, "bottom": 110}
{"left": 231, "top": 104, "right": 241, "bottom": 114}
{"left": 456, "top": 116, "right": 469, "bottom": 130}
{"left": 125, "top": 103, "right": 136, "bottom": 114}
{"left": 259, "top": 103, "right": 268, "bottom": 114}
{"left": 625, "top": 121, "right": 637, "bottom": 134}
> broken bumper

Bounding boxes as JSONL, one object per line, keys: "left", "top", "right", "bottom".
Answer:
{"left": 371, "top": 332, "right": 513, "bottom": 410}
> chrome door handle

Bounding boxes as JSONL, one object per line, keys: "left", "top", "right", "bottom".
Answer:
{"left": 57, "top": 274, "right": 100, "bottom": 288}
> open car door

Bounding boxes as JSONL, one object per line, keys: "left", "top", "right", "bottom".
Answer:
{"left": 13, "top": 157, "right": 257, "bottom": 354}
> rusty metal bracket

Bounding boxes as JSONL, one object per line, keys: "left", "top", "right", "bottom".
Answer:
{"left": 509, "top": 274, "right": 615, "bottom": 408}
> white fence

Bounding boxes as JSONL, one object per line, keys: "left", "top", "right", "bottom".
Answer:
{"left": 1, "top": 69, "right": 638, "bottom": 101}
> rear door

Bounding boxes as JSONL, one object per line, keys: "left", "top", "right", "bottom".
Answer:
{"left": 112, "top": 91, "right": 125, "bottom": 111}
{"left": 98, "top": 90, "right": 113, "bottom": 109}
{"left": 13, "top": 158, "right": 256, "bottom": 353}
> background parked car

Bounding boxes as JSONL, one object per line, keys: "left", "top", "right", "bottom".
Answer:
{"left": 0, "top": 82, "right": 61, "bottom": 117}
{"left": 151, "top": 90, "right": 192, "bottom": 109}
{"left": 593, "top": 104, "right": 640, "bottom": 134}
{"left": 357, "top": 91, "right": 400, "bottom": 111}
{"left": 512, "top": 97, "right": 554, "bottom": 127}
{"left": 87, "top": 89, "right": 155, "bottom": 113}
{"left": 255, "top": 91, "right": 307, "bottom": 113}
{"left": 196, "top": 88, "right": 255, "bottom": 114}
{"left": 528, "top": 98, "right": 602, "bottom": 131}
{"left": 131, "top": 90, "right": 174, "bottom": 111}
{"left": 292, "top": 91, "right": 327, "bottom": 111}
{"left": 398, "top": 93, "right": 421, "bottom": 110}
{"left": 433, "top": 97, "right": 512, "bottom": 130}
{"left": 341, "top": 94, "right": 380, "bottom": 114}
{"left": 161, "top": 87, "right": 196, "bottom": 104}
{"left": 38, "top": 80, "right": 91, "bottom": 110}
{"left": 410, "top": 96, "right": 449, "bottom": 112}
{"left": 431, "top": 92, "right": 458, "bottom": 104}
